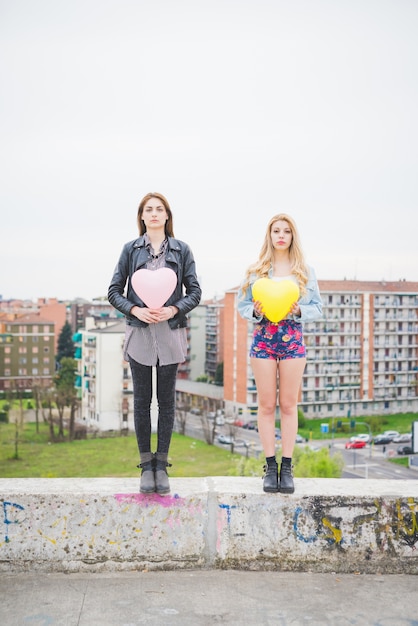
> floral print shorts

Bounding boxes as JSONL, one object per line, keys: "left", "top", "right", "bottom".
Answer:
{"left": 249, "top": 319, "right": 306, "bottom": 361}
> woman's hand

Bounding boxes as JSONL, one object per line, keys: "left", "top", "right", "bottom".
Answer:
{"left": 289, "top": 302, "right": 301, "bottom": 317}
{"left": 253, "top": 299, "right": 264, "bottom": 318}
{"left": 130, "top": 305, "right": 178, "bottom": 323}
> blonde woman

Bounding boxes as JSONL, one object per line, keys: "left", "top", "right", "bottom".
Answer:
{"left": 238, "top": 214, "right": 322, "bottom": 494}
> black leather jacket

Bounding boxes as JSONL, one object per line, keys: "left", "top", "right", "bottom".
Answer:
{"left": 108, "top": 236, "right": 202, "bottom": 329}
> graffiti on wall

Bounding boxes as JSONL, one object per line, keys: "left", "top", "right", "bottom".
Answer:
{"left": 291, "top": 496, "right": 418, "bottom": 553}
{"left": 215, "top": 496, "right": 418, "bottom": 557}
{"left": 2, "top": 501, "right": 25, "bottom": 543}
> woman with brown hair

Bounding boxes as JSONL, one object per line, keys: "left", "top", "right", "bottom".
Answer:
{"left": 108, "top": 192, "right": 201, "bottom": 494}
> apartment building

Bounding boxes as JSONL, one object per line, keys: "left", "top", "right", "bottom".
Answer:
{"left": 68, "top": 298, "right": 122, "bottom": 333}
{"left": 188, "top": 304, "right": 207, "bottom": 380}
{"left": 0, "top": 297, "right": 66, "bottom": 350}
{"left": 73, "top": 321, "right": 133, "bottom": 431}
{"left": 73, "top": 312, "right": 201, "bottom": 432}
{"left": 223, "top": 280, "right": 418, "bottom": 420}
{"left": 204, "top": 297, "right": 224, "bottom": 381}
{"left": 0, "top": 314, "right": 55, "bottom": 391}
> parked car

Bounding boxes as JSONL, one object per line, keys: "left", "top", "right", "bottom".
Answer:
{"left": 381, "top": 430, "right": 400, "bottom": 439}
{"left": 397, "top": 444, "right": 413, "bottom": 455}
{"left": 373, "top": 431, "right": 399, "bottom": 445}
{"left": 392, "top": 433, "right": 412, "bottom": 443}
{"left": 217, "top": 435, "right": 246, "bottom": 446}
{"left": 275, "top": 428, "right": 281, "bottom": 440}
{"left": 345, "top": 439, "right": 366, "bottom": 449}
{"left": 373, "top": 434, "right": 393, "bottom": 445}
{"left": 242, "top": 420, "right": 258, "bottom": 430}
{"left": 295, "top": 434, "right": 305, "bottom": 443}
{"left": 190, "top": 408, "right": 201, "bottom": 415}
{"left": 350, "top": 434, "right": 371, "bottom": 443}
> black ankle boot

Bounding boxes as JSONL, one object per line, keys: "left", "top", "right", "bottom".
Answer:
{"left": 263, "top": 462, "right": 279, "bottom": 493}
{"left": 279, "top": 462, "right": 294, "bottom": 494}
{"left": 137, "top": 453, "right": 155, "bottom": 494}
{"left": 154, "top": 454, "right": 172, "bottom": 495}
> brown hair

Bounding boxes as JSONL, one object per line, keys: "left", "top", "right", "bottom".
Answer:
{"left": 137, "top": 192, "right": 174, "bottom": 237}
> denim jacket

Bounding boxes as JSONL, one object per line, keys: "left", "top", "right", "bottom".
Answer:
{"left": 108, "top": 236, "right": 202, "bottom": 329}
{"left": 237, "top": 265, "right": 323, "bottom": 324}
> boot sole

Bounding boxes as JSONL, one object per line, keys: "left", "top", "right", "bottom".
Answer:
{"left": 279, "top": 487, "right": 295, "bottom": 494}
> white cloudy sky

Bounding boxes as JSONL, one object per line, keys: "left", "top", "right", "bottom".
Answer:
{"left": 1, "top": 0, "right": 417, "bottom": 302}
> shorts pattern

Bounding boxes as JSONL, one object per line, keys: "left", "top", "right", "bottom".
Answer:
{"left": 249, "top": 319, "right": 306, "bottom": 361}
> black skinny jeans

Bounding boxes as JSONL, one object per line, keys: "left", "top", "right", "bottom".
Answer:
{"left": 128, "top": 356, "right": 178, "bottom": 455}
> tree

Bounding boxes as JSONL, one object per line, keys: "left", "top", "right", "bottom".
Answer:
{"left": 56, "top": 322, "right": 75, "bottom": 363}
{"left": 214, "top": 362, "right": 224, "bottom": 386}
{"left": 54, "top": 357, "right": 78, "bottom": 441}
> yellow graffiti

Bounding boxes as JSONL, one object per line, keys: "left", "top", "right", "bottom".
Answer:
{"left": 51, "top": 516, "right": 68, "bottom": 536}
{"left": 37, "top": 529, "right": 57, "bottom": 545}
{"left": 394, "top": 498, "right": 418, "bottom": 538}
{"left": 322, "top": 517, "right": 343, "bottom": 544}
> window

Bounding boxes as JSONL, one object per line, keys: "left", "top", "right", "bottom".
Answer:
{"left": 32, "top": 368, "right": 38, "bottom": 375}
{"left": 43, "top": 347, "right": 49, "bottom": 353}
{"left": 32, "top": 346, "right": 38, "bottom": 353}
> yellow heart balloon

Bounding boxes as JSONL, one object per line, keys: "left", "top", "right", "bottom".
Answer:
{"left": 252, "top": 278, "right": 300, "bottom": 323}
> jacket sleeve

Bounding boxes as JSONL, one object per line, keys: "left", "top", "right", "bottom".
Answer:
{"left": 173, "top": 244, "right": 202, "bottom": 315}
{"left": 107, "top": 243, "right": 137, "bottom": 317}
{"left": 237, "top": 281, "right": 263, "bottom": 323}
{"left": 292, "top": 266, "right": 323, "bottom": 323}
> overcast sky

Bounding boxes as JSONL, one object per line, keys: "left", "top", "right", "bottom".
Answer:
{"left": 1, "top": 0, "right": 417, "bottom": 303}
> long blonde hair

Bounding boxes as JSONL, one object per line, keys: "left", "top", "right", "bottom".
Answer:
{"left": 241, "top": 214, "right": 308, "bottom": 295}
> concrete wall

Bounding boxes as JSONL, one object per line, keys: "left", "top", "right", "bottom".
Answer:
{"left": 1, "top": 478, "right": 417, "bottom": 574}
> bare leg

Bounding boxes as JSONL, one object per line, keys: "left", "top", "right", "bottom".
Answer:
{"left": 250, "top": 358, "right": 279, "bottom": 457}
{"left": 277, "top": 357, "right": 306, "bottom": 458}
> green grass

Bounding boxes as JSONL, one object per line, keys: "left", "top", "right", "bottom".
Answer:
{"left": 2, "top": 413, "right": 415, "bottom": 478}
{"left": 0, "top": 422, "right": 241, "bottom": 478}
{"left": 297, "top": 412, "right": 417, "bottom": 440}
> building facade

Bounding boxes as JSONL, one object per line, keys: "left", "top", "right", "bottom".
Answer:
{"left": 204, "top": 297, "right": 224, "bottom": 381}
{"left": 0, "top": 314, "right": 55, "bottom": 392}
{"left": 73, "top": 312, "right": 205, "bottom": 432}
{"left": 73, "top": 321, "right": 134, "bottom": 432}
{"left": 223, "top": 280, "right": 418, "bottom": 420}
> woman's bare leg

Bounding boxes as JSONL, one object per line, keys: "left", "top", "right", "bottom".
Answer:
{"left": 277, "top": 357, "right": 306, "bottom": 458}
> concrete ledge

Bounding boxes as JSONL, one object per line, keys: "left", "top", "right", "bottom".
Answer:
{"left": 1, "top": 478, "right": 418, "bottom": 574}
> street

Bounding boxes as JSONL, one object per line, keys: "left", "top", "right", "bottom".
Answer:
{"left": 176, "top": 412, "right": 418, "bottom": 480}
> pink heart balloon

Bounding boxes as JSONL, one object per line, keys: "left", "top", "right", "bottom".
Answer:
{"left": 131, "top": 268, "right": 177, "bottom": 308}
